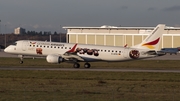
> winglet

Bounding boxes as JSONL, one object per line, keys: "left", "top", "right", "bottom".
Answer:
{"left": 67, "top": 44, "right": 77, "bottom": 53}
{"left": 124, "top": 44, "right": 128, "bottom": 47}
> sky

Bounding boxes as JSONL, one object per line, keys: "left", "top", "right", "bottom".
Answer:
{"left": 1, "top": 0, "right": 180, "bottom": 33}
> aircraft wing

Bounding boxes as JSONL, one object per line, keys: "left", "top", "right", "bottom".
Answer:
{"left": 61, "top": 54, "right": 85, "bottom": 62}
{"left": 142, "top": 50, "right": 166, "bottom": 56}
{"left": 61, "top": 43, "right": 85, "bottom": 62}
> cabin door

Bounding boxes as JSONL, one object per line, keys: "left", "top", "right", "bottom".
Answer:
{"left": 123, "top": 48, "right": 129, "bottom": 58}
{"left": 22, "top": 41, "right": 28, "bottom": 51}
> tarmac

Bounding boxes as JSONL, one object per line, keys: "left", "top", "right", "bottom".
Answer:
{"left": 0, "top": 49, "right": 18, "bottom": 57}
{"left": 0, "top": 49, "right": 180, "bottom": 72}
{"left": 0, "top": 67, "right": 179, "bottom": 73}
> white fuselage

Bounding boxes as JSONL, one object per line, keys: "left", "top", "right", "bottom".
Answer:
{"left": 4, "top": 40, "right": 157, "bottom": 62}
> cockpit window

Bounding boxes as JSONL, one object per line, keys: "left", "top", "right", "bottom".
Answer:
{"left": 12, "top": 42, "right": 17, "bottom": 46}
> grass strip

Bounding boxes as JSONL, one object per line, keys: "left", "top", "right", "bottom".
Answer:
{"left": 0, "top": 70, "right": 179, "bottom": 101}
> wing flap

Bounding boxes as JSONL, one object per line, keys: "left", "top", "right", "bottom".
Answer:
{"left": 61, "top": 54, "right": 85, "bottom": 61}
{"left": 61, "top": 43, "right": 85, "bottom": 61}
{"left": 143, "top": 50, "right": 166, "bottom": 56}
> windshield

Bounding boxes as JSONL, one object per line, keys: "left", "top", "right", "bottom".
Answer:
{"left": 12, "top": 42, "right": 17, "bottom": 46}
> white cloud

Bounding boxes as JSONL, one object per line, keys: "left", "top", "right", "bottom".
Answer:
{"left": 33, "top": 24, "right": 40, "bottom": 29}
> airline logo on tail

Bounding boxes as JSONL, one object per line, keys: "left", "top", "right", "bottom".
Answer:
{"left": 142, "top": 37, "right": 160, "bottom": 49}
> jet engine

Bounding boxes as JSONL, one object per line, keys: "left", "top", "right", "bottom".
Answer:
{"left": 46, "top": 54, "right": 64, "bottom": 64}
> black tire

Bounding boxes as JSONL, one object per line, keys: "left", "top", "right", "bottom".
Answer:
{"left": 20, "top": 61, "right": 23, "bottom": 64}
{"left": 73, "top": 63, "right": 80, "bottom": 68}
{"left": 84, "top": 63, "right": 91, "bottom": 68}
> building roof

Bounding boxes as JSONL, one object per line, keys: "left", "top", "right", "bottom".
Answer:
{"left": 63, "top": 25, "right": 180, "bottom": 30}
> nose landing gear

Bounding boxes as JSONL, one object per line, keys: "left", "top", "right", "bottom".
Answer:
{"left": 18, "top": 55, "right": 24, "bottom": 64}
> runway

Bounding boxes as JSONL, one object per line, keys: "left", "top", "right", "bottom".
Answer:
{"left": 1, "top": 49, "right": 180, "bottom": 73}
{"left": 0, "top": 50, "right": 18, "bottom": 57}
{"left": 0, "top": 67, "right": 180, "bottom": 73}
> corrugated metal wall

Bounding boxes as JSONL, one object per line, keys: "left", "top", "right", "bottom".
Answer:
{"left": 68, "top": 28, "right": 180, "bottom": 49}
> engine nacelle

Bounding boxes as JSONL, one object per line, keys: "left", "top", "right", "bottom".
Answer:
{"left": 46, "top": 54, "right": 64, "bottom": 64}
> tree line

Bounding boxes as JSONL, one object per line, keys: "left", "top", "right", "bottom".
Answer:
{"left": 0, "top": 32, "right": 66, "bottom": 49}
{"left": 24, "top": 31, "right": 59, "bottom": 35}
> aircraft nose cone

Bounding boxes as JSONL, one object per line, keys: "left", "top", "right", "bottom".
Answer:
{"left": 4, "top": 47, "right": 10, "bottom": 53}
{"left": 4, "top": 48, "right": 8, "bottom": 52}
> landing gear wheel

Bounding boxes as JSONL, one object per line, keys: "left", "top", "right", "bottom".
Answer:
{"left": 20, "top": 61, "right": 23, "bottom": 64}
{"left": 18, "top": 55, "right": 24, "bottom": 64}
{"left": 73, "top": 63, "right": 80, "bottom": 68}
{"left": 84, "top": 63, "right": 91, "bottom": 68}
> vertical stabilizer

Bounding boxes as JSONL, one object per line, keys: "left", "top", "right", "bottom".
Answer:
{"left": 131, "top": 24, "right": 165, "bottom": 50}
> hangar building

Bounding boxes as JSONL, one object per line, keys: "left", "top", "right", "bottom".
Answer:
{"left": 63, "top": 25, "right": 180, "bottom": 50}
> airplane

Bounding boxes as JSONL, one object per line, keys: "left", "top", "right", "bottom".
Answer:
{"left": 159, "top": 47, "right": 180, "bottom": 55}
{"left": 4, "top": 24, "right": 165, "bottom": 68}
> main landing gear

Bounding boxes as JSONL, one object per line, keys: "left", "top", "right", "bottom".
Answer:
{"left": 73, "top": 63, "right": 80, "bottom": 68}
{"left": 73, "top": 62, "right": 91, "bottom": 68}
{"left": 84, "top": 62, "right": 91, "bottom": 68}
